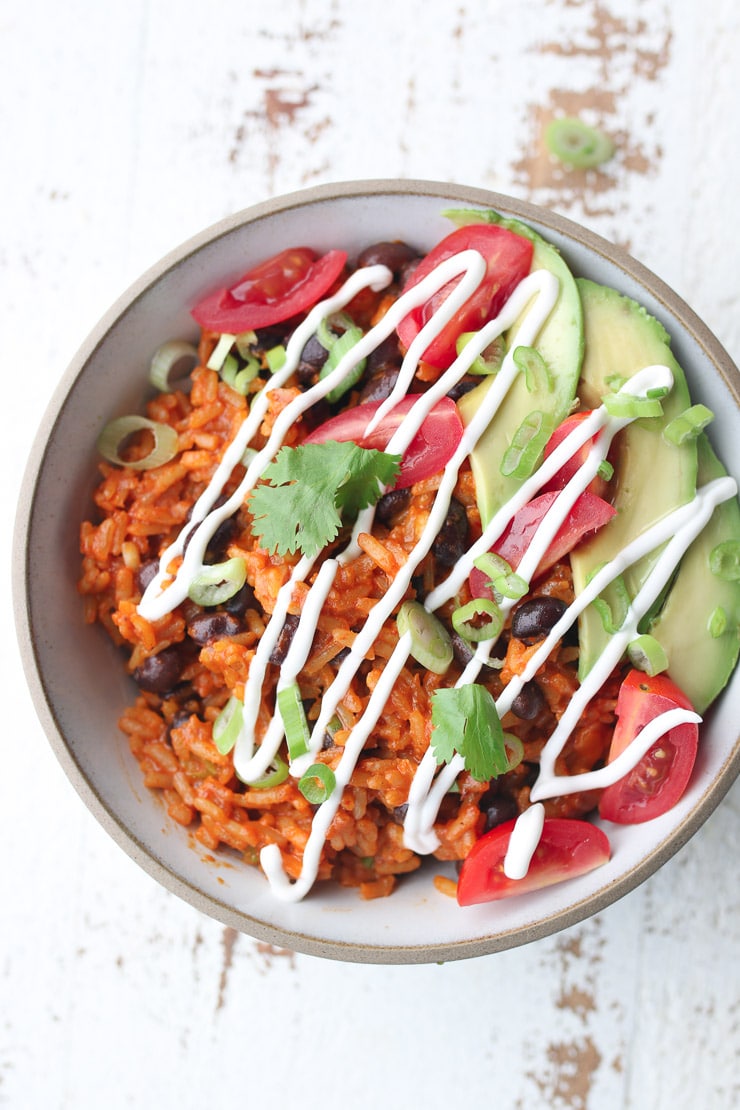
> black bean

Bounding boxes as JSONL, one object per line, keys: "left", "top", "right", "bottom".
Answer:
{"left": 432, "top": 498, "right": 469, "bottom": 567}
{"left": 356, "top": 241, "right": 420, "bottom": 279}
{"left": 366, "top": 333, "right": 403, "bottom": 374}
{"left": 136, "top": 559, "right": 160, "bottom": 593}
{"left": 451, "top": 631, "right": 474, "bottom": 668}
{"left": 187, "top": 611, "right": 243, "bottom": 646}
{"left": 375, "top": 487, "right": 411, "bottom": 527}
{"left": 480, "top": 792, "right": 520, "bottom": 833}
{"left": 510, "top": 681, "right": 546, "bottom": 721}
{"left": 358, "top": 364, "right": 400, "bottom": 404}
{"left": 270, "top": 614, "right": 301, "bottom": 665}
{"left": 511, "top": 596, "right": 568, "bottom": 645}
{"left": 224, "top": 582, "right": 257, "bottom": 618}
{"left": 133, "top": 643, "right": 191, "bottom": 694}
{"left": 393, "top": 803, "right": 409, "bottom": 823}
{"left": 446, "top": 375, "right": 480, "bottom": 402}
{"left": 296, "top": 333, "right": 329, "bottom": 384}
{"left": 205, "top": 514, "right": 239, "bottom": 563}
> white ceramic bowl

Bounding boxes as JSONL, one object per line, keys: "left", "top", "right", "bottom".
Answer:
{"left": 13, "top": 180, "right": 740, "bottom": 963}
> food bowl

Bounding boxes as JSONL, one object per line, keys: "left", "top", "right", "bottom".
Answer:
{"left": 13, "top": 179, "right": 740, "bottom": 963}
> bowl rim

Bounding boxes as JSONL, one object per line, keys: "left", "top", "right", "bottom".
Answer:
{"left": 13, "top": 178, "right": 740, "bottom": 963}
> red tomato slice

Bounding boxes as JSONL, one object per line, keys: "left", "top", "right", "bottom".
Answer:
{"left": 191, "top": 247, "right": 347, "bottom": 333}
{"left": 541, "top": 410, "right": 608, "bottom": 497}
{"left": 303, "top": 395, "right": 463, "bottom": 489}
{"left": 396, "top": 225, "right": 533, "bottom": 369}
{"left": 457, "top": 817, "right": 610, "bottom": 905}
{"left": 598, "top": 669, "right": 698, "bottom": 824}
{"left": 469, "top": 490, "right": 616, "bottom": 596}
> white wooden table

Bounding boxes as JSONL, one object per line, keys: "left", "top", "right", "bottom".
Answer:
{"left": 3, "top": 2, "right": 739, "bottom": 1107}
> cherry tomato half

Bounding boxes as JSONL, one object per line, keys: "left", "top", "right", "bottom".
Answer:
{"left": 396, "top": 225, "right": 534, "bottom": 369}
{"left": 469, "top": 490, "right": 616, "bottom": 596}
{"left": 457, "top": 817, "right": 610, "bottom": 905}
{"left": 598, "top": 669, "right": 698, "bottom": 824}
{"left": 304, "top": 395, "right": 464, "bottom": 489}
{"left": 191, "top": 247, "right": 347, "bottom": 333}
{"left": 541, "top": 410, "right": 609, "bottom": 498}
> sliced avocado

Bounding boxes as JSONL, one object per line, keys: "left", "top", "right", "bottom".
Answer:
{"left": 570, "top": 279, "right": 698, "bottom": 678}
{"left": 452, "top": 210, "right": 584, "bottom": 524}
{"left": 647, "top": 434, "right": 740, "bottom": 713}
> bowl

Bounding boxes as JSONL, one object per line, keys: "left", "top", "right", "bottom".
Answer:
{"left": 13, "top": 179, "right": 740, "bottom": 963}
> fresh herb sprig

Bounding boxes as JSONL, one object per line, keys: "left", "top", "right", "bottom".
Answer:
{"left": 431, "top": 684, "right": 511, "bottom": 782}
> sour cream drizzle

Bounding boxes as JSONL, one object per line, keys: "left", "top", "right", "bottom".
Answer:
{"left": 135, "top": 246, "right": 738, "bottom": 902}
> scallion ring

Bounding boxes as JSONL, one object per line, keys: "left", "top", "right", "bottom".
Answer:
{"left": 266, "top": 345, "right": 287, "bottom": 373}
{"left": 212, "top": 695, "right": 243, "bottom": 755}
{"left": 709, "top": 540, "right": 740, "bottom": 581}
{"left": 149, "top": 340, "right": 199, "bottom": 392}
{"left": 187, "top": 557, "right": 247, "bottom": 606}
{"left": 708, "top": 606, "right": 728, "bottom": 638}
{"left": 206, "top": 333, "right": 236, "bottom": 371}
{"left": 97, "top": 415, "right": 179, "bottom": 471}
{"left": 502, "top": 732, "right": 525, "bottom": 772}
{"left": 545, "top": 117, "right": 614, "bottom": 169}
{"left": 500, "top": 410, "right": 555, "bottom": 479}
{"left": 396, "top": 601, "right": 453, "bottom": 674}
{"left": 298, "top": 763, "right": 336, "bottom": 804}
{"left": 627, "top": 634, "right": 669, "bottom": 676}
{"left": 603, "top": 393, "right": 664, "bottom": 420}
{"left": 513, "top": 346, "right": 552, "bottom": 394}
{"left": 248, "top": 755, "right": 289, "bottom": 790}
{"left": 455, "top": 331, "right": 507, "bottom": 375}
{"left": 317, "top": 313, "right": 367, "bottom": 402}
{"left": 663, "top": 404, "right": 714, "bottom": 446}
{"left": 451, "top": 598, "right": 504, "bottom": 642}
{"left": 276, "top": 682, "right": 311, "bottom": 760}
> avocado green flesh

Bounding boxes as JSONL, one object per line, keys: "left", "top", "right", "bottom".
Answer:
{"left": 571, "top": 279, "right": 698, "bottom": 679}
{"left": 647, "top": 435, "right": 740, "bottom": 713}
{"left": 457, "top": 223, "right": 584, "bottom": 525}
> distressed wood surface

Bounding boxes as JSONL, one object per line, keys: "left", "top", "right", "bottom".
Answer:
{"left": 3, "top": 1, "right": 739, "bottom": 1107}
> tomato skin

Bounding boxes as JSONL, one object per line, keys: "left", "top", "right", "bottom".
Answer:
{"left": 457, "top": 817, "right": 611, "bottom": 905}
{"left": 396, "top": 225, "right": 533, "bottom": 369}
{"left": 191, "top": 247, "right": 347, "bottom": 333}
{"left": 598, "top": 669, "right": 699, "bottom": 824}
{"left": 541, "top": 410, "right": 608, "bottom": 497}
{"left": 469, "top": 490, "right": 616, "bottom": 596}
{"left": 304, "top": 395, "right": 463, "bottom": 488}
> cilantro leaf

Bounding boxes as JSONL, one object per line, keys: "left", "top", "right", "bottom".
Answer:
{"left": 430, "top": 684, "right": 510, "bottom": 782}
{"left": 249, "top": 441, "right": 401, "bottom": 559}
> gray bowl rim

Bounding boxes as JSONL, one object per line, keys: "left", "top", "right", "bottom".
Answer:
{"left": 12, "top": 178, "right": 740, "bottom": 963}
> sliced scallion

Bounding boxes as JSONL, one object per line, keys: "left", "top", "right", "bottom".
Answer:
{"left": 597, "top": 459, "right": 614, "bottom": 482}
{"left": 663, "top": 404, "right": 714, "bottom": 446}
{"left": 709, "top": 540, "right": 740, "bottom": 581}
{"left": 502, "top": 732, "right": 525, "bottom": 772}
{"left": 545, "top": 117, "right": 614, "bottom": 169}
{"left": 298, "top": 762, "right": 336, "bottom": 804}
{"left": 206, "top": 333, "right": 236, "bottom": 371}
{"left": 97, "top": 415, "right": 179, "bottom": 471}
{"left": 265, "top": 345, "right": 287, "bottom": 373}
{"left": 513, "top": 345, "right": 552, "bottom": 394}
{"left": 627, "top": 634, "right": 669, "bottom": 676}
{"left": 212, "top": 696, "right": 243, "bottom": 755}
{"left": 317, "top": 313, "right": 367, "bottom": 402}
{"left": 455, "top": 331, "right": 507, "bottom": 375}
{"left": 451, "top": 598, "right": 504, "bottom": 642}
{"left": 473, "top": 552, "right": 527, "bottom": 601}
{"left": 603, "top": 393, "right": 664, "bottom": 420}
{"left": 708, "top": 606, "right": 728, "bottom": 638}
{"left": 249, "top": 754, "right": 289, "bottom": 790}
{"left": 149, "top": 340, "right": 199, "bottom": 392}
{"left": 396, "top": 601, "right": 453, "bottom": 674}
{"left": 187, "top": 557, "right": 247, "bottom": 606}
{"left": 500, "top": 410, "right": 555, "bottom": 479}
{"left": 277, "top": 682, "right": 311, "bottom": 760}
{"left": 588, "top": 569, "right": 631, "bottom": 634}
{"left": 234, "top": 330, "right": 258, "bottom": 358}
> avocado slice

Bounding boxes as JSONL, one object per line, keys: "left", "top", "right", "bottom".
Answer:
{"left": 646, "top": 434, "right": 740, "bottom": 713}
{"left": 570, "top": 279, "right": 698, "bottom": 678}
{"left": 451, "top": 210, "right": 584, "bottom": 524}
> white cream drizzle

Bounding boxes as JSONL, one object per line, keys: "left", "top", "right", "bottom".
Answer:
{"left": 135, "top": 244, "right": 738, "bottom": 902}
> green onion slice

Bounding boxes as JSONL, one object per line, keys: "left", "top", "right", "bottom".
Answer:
{"left": 513, "top": 346, "right": 552, "bottom": 394}
{"left": 627, "top": 634, "right": 669, "bottom": 676}
{"left": 248, "top": 754, "right": 289, "bottom": 790}
{"left": 500, "top": 410, "right": 555, "bottom": 479}
{"left": 277, "top": 682, "right": 311, "bottom": 760}
{"left": 597, "top": 459, "right": 614, "bottom": 482}
{"left": 206, "top": 333, "right": 236, "bottom": 371}
{"left": 317, "top": 313, "right": 367, "bottom": 402}
{"left": 587, "top": 569, "right": 631, "bottom": 634}
{"left": 455, "top": 331, "right": 507, "bottom": 375}
{"left": 473, "top": 552, "right": 527, "bottom": 601}
{"left": 187, "top": 557, "right": 247, "bottom": 606}
{"left": 396, "top": 601, "right": 453, "bottom": 674}
{"left": 663, "top": 404, "right": 714, "bottom": 446}
{"left": 603, "top": 393, "right": 664, "bottom": 420}
{"left": 97, "top": 415, "right": 179, "bottom": 471}
{"left": 502, "top": 732, "right": 525, "bottom": 772}
{"left": 234, "top": 330, "right": 258, "bottom": 358}
{"left": 545, "top": 117, "right": 615, "bottom": 169}
{"left": 149, "top": 340, "right": 199, "bottom": 392}
{"left": 266, "top": 345, "right": 287, "bottom": 373}
{"left": 708, "top": 606, "right": 728, "bottom": 638}
{"left": 451, "top": 597, "right": 504, "bottom": 642}
{"left": 298, "top": 762, "right": 336, "bottom": 804}
{"left": 709, "top": 540, "right": 740, "bottom": 581}
{"left": 212, "top": 696, "right": 244, "bottom": 755}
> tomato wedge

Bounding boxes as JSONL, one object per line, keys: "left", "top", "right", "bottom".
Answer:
{"left": 191, "top": 247, "right": 347, "bottom": 333}
{"left": 469, "top": 490, "right": 616, "bottom": 596}
{"left": 598, "top": 669, "right": 699, "bottom": 824}
{"left": 457, "top": 817, "right": 610, "bottom": 905}
{"left": 304, "top": 395, "right": 463, "bottom": 489}
{"left": 541, "top": 410, "right": 609, "bottom": 497}
{"left": 396, "top": 225, "right": 533, "bottom": 369}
